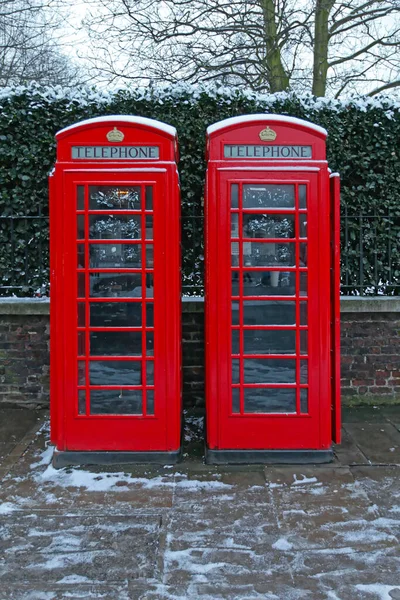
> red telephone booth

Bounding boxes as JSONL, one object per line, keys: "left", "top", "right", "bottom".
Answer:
{"left": 205, "top": 115, "right": 341, "bottom": 463}
{"left": 49, "top": 116, "right": 181, "bottom": 466}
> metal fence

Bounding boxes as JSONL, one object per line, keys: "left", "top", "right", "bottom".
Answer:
{"left": 0, "top": 212, "right": 399, "bottom": 297}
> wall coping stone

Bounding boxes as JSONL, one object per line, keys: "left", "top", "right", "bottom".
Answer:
{"left": 0, "top": 296, "right": 399, "bottom": 315}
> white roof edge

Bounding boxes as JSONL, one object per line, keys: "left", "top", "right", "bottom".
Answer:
{"left": 57, "top": 115, "right": 176, "bottom": 137}
{"left": 330, "top": 172, "right": 340, "bottom": 178}
{"left": 207, "top": 114, "right": 327, "bottom": 137}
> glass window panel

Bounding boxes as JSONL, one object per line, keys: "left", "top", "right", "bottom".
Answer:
{"left": 300, "top": 361, "right": 308, "bottom": 384}
{"left": 231, "top": 213, "right": 239, "bottom": 238}
{"left": 300, "top": 330, "right": 308, "bottom": 355}
{"left": 245, "top": 242, "right": 295, "bottom": 268}
{"left": 231, "top": 184, "right": 239, "bottom": 208}
{"left": 146, "top": 332, "right": 154, "bottom": 355}
{"left": 77, "top": 273, "right": 85, "bottom": 298}
{"left": 77, "top": 185, "right": 85, "bottom": 210}
{"left": 232, "top": 329, "right": 240, "bottom": 355}
{"left": 299, "top": 214, "right": 307, "bottom": 238}
{"left": 244, "top": 388, "right": 296, "bottom": 413}
{"left": 146, "top": 360, "right": 154, "bottom": 385}
{"left": 90, "top": 301, "right": 142, "bottom": 327}
{"left": 145, "top": 186, "right": 153, "bottom": 211}
{"left": 300, "top": 271, "right": 307, "bottom": 296}
{"left": 78, "top": 331, "right": 86, "bottom": 356}
{"left": 232, "top": 359, "right": 240, "bottom": 384}
{"left": 89, "top": 215, "right": 141, "bottom": 240}
{"left": 299, "top": 243, "right": 307, "bottom": 267}
{"left": 232, "top": 388, "right": 240, "bottom": 413}
{"left": 145, "top": 216, "right": 153, "bottom": 238}
{"left": 232, "top": 301, "right": 240, "bottom": 325}
{"left": 147, "top": 390, "right": 154, "bottom": 415}
{"left": 299, "top": 185, "right": 307, "bottom": 209}
{"left": 231, "top": 243, "right": 239, "bottom": 266}
{"left": 89, "top": 186, "right": 141, "bottom": 210}
{"left": 244, "top": 359, "right": 296, "bottom": 384}
{"left": 300, "top": 302, "right": 308, "bottom": 325}
{"left": 146, "top": 302, "right": 154, "bottom": 327}
{"left": 90, "top": 331, "right": 142, "bottom": 356}
{"left": 146, "top": 244, "right": 154, "bottom": 268}
{"left": 89, "top": 243, "right": 141, "bottom": 269}
{"left": 77, "top": 215, "right": 85, "bottom": 240}
{"left": 231, "top": 271, "right": 240, "bottom": 297}
{"left": 90, "top": 389, "right": 142, "bottom": 415}
{"left": 241, "top": 270, "right": 295, "bottom": 297}
{"left": 77, "top": 245, "right": 85, "bottom": 269}
{"left": 78, "top": 362, "right": 86, "bottom": 386}
{"left": 78, "top": 303, "right": 85, "bottom": 327}
{"left": 243, "top": 185, "right": 295, "bottom": 209}
{"left": 244, "top": 214, "right": 295, "bottom": 239}
{"left": 90, "top": 273, "right": 143, "bottom": 298}
{"left": 89, "top": 360, "right": 142, "bottom": 386}
{"left": 300, "top": 388, "right": 308, "bottom": 413}
{"left": 243, "top": 301, "right": 296, "bottom": 326}
{"left": 244, "top": 329, "right": 296, "bottom": 355}
{"left": 78, "top": 390, "right": 86, "bottom": 415}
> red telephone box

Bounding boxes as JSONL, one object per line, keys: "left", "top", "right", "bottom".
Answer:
{"left": 49, "top": 116, "right": 181, "bottom": 466}
{"left": 205, "top": 115, "right": 341, "bottom": 463}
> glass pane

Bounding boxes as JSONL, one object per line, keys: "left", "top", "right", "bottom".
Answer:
{"left": 77, "top": 215, "right": 85, "bottom": 240}
{"left": 77, "top": 245, "right": 85, "bottom": 269}
{"left": 231, "top": 184, "right": 239, "bottom": 208}
{"left": 299, "top": 214, "right": 307, "bottom": 238}
{"left": 89, "top": 186, "right": 141, "bottom": 210}
{"left": 299, "top": 243, "right": 307, "bottom": 267}
{"left": 89, "top": 361, "right": 142, "bottom": 386}
{"left": 244, "top": 242, "right": 295, "bottom": 268}
{"left": 244, "top": 388, "right": 296, "bottom": 413}
{"left": 299, "top": 185, "right": 307, "bottom": 209}
{"left": 146, "top": 332, "right": 154, "bottom": 355}
{"left": 78, "top": 390, "right": 86, "bottom": 415}
{"left": 300, "top": 388, "right": 308, "bottom": 413}
{"left": 146, "top": 360, "right": 154, "bottom": 385}
{"left": 240, "top": 270, "right": 295, "bottom": 296}
{"left": 90, "top": 389, "right": 142, "bottom": 415}
{"left": 300, "top": 330, "right": 308, "bottom": 355}
{"left": 78, "top": 331, "right": 86, "bottom": 356}
{"left": 146, "top": 244, "right": 154, "bottom": 268}
{"left": 231, "top": 243, "right": 239, "bottom": 266}
{"left": 244, "top": 214, "right": 295, "bottom": 239}
{"left": 244, "top": 329, "right": 296, "bottom": 355}
{"left": 145, "top": 186, "right": 153, "bottom": 211}
{"left": 90, "top": 273, "right": 144, "bottom": 298}
{"left": 89, "top": 215, "right": 141, "bottom": 239}
{"left": 90, "top": 301, "right": 142, "bottom": 327}
{"left": 300, "top": 361, "right": 308, "bottom": 384}
{"left": 146, "top": 303, "right": 154, "bottom": 327}
{"left": 145, "top": 216, "right": 153, "bottom": 238}
{"left": 300, "top": 271, "right": 307, "bottom": 295}
{"left": 90, "top": 331, "right": 142, "bottom": 356}
{"left": 232, "top": 329, "right": 240, "bottom": 355}
{"left": 231, "top": 213, "right": 239, "bottom": 238}
{"left": 244, "top": 359, "right": 296, "bottom": 384}
{"left": 300, "top": 302, "right": 308, "bottom": 325}
{"left": 147, "top": 390, "right": 154, "bottom": 415}
{"left": 243, "top": 301, "right": 296, "bottom": 326}
{"left": 78, "top": 362, "right": 86, "bottom": 386}
{"left": 232, "top": 301, "right": 240, "bottom": 325}
{"left": 77, "top": 273, "right": 85, "bottom": 298}
{"left": 232, "top": 359, "right": 240, "bottom": 384}
{"left": 232, "top": 388, "right": 240, "bottom": 413}
{"left": 89, "top": 243, "right": 141, "bottom": 269}
{"left": 77, "top": 185, "right": 85, "bottom": 210}
{"left": 78, "top": 303, "right": 85, "bottom": 327}
{"left": 243, "top": 185, "right": 295, "bottom": 209}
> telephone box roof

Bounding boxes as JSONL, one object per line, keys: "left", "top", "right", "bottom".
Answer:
{"left": 207, "top": 114, "right": 327, "bottom": 137}
{"left": 57, "top": 115, "right": 177, "bottom": 138}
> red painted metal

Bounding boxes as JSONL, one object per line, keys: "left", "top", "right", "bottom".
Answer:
{"left": 331, "top": 174, "right": 342, "bottom": 444}
{"left": 49, "top": 117, "right": 181, "bottom": 453}
{"left": 205, "top": 115, "right": 341, "bottom": 452}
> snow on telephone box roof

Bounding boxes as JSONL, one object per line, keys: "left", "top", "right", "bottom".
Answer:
{"left": 207, "top": 114, "right": 328, "bottom": 137}
{"left": 56, "top": 115, "right": 177, "bottom": 138}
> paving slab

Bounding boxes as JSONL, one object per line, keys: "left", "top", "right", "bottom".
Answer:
{"left": 343, "top": 423, "right": 400, "bottom": 464}
{"left": 0, "top": 408, "right": 43, "bottom": 445}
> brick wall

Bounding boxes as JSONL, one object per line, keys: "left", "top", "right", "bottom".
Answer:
{"left": 0, "top": 298, "right": 399, "bottom": 408}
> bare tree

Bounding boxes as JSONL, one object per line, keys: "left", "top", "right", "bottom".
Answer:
{"left": 82, "top": 0, "right": 400, "bottom": 96}
{"left": 0, "top": 0, "right": 83, "bottom": 86}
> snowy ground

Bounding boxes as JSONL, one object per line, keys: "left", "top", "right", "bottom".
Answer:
{"left": 0, "top": 412, "right": 399, "bottom": 599}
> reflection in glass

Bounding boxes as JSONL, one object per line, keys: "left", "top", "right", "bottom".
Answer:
{"left": 78, "top": 303, "right": 85, "bottom": 327}
{"left": 89, "top": 243, "right": 141, "bottom": 269}
{"left": 232, "top": 271, "right": 295, "bottom": 297}
{"left": 244, "top": 388, "right": 296, "bottom": 413}
{"left": 77, "top": 186, "right": 85, "bottom": 210}
{"left": 244, "top": 329, "right": 296, "bottom": 355}
{"left": 90, "top": 301, "right": 142, "bottom": 327}
{"left": 146, "top": 244, "right": 154, "bottom": 267}
{"left": 244, "top": 214, "right": 295, "bottom": 239}
{"left": 299, "top": 214, "right": 307, "bottom": 238}
{"left": 89, "top": 360, "right": 142, "bottom": 386}
{"left": 77, "top": 215, "right": 85, "bottom": 239}
{"left": 232, "top": 301, "right": 240, "bottom": 325}
{"left": 89, "top": 215, "right": 141, "bottom": 239}
{"left": 243, "top": 185, "right": 295, "bottom": 209}
{"left": 90, "top": 273, "right": 146, "bottom": 298}
{"left": 300, "top": 361, "right": 308, "bottom": 384}
{"left": 242, "top": 242, "right": 295, "bottom": 267}
{"left": 77, "top": 245, "right": 85, "bottom": 269}
{"left": 300, "top": 330, "right": 308, "bottom": 355}
{"left": 146, "top": 360, "right": 154, "bottom": 385}
{"left": 300, "top": 302, "right": 308, "bottom": 325}
{"left": 145, "top": 186, "right": 153, "bottom": 211}
{"left": 232, "top": 329, "right": 240, "bottom": 355}
{"left": 243, "top": 300, "right": 296, "bottom": 326}
{"left": 90, "top": 389, "right": 142, "bottom": 415}
{"left": 231, "top": 213, "right": 239, "bottom": 238}
{"left": 78, "top": 390, "right": 86, "bottom": 415}
{"left": 89, "top": 186, "right": 141, "bottom": 210}
{"left": 231, "top": 184, "right": 239, "bottom": 208}
{"left": 300, "top": 388, "right": 308, "bottom": 412}
{"left": 232, "top": 388, "right": 240, "bottom": 413}
{"left": 146, "top": 332, "right": 154, "bottom": 354}
{"left": 231, "top": 243, "right": 239, "bottom": 266}
{"left": 299, "top": 185, "right": 307, "bottom": 209}
{"left": 78, "top": 331, "right": 85, "bottom": 356}
{"left": 145, "top": 219, "right": 154, "bottom": 239}
{"left": 244, "top": 359, "right": 296, "bottom": 383}
{"left": 300, "top": 271, "right": 307, "bottom": 295}
{"left": 78, "top": 362, "right": 86, "bottom": 386}
{"left": 147, "top": 390, "right": 154, "bottom": 415}
{"left": 232, "top": 359, "right": 240, "bottom": 383}
{"left": 77, "top": 273, "right": 85, "bottom": 298}
{"left": 299, "top": 242, "right": 307, "bottom": 267}
{"left": 90, "top": 331, "right": 142, "bottom": 356}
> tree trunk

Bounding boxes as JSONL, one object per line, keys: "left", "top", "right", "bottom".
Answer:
{"left": 313, "top": 0, "right": 334, "bottom": 96}
{"left": 260, "top": 0, "right": 290, "bottom": 92}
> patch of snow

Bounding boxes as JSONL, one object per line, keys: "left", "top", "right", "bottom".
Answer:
{"left": 292, "top": 474, "right": 320, "bottom": 486}
{"left": 207, "top": 114, "right": 328, "bottom": 136}
{"left": 272, "top": 537, "right": 293, "bottom": 551}
{"left": 0, "top": 502, "right": 20, "bottom": 514}
{"left": 30, "top": 445, "right": 54, "bottom": 469}
{"left": 57, "top": 115, "right": 176, "bottom": 138}
{"left": 356, "top": 584, "right": 400, "bottom": 600}
{"left": 57, "top": 575, "right": 92, "bottom": 584}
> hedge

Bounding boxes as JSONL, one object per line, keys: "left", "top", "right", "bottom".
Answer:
{"left": 0, "top": 84, "right": 399, "bottom": 295}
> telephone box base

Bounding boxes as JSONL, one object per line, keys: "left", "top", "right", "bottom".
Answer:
{"left": 205, "top": 447, "right": 334, "bottom": 465}
{"left": 53, "top": 449, "right": 181, "bottom": 469}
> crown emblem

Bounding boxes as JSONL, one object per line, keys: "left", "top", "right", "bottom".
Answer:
{"left": 259, "top": 126, "right": 277, "bottom": 141}
{"left": 106, "top": 127, "right": 124, "bottom": 142}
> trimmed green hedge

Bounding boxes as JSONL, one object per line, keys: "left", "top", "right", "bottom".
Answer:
{"left": 0, "top": 84, "right": 399, "bottom": 295}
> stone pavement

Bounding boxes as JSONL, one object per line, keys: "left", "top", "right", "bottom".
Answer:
{"left": 0, "top": 406, "right": 400, "bottom": 600}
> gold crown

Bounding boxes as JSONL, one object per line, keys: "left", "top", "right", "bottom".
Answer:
{"left": 259, "top": 126, "right": 277, "bottom": 141}
{"left": 106, "top": 127, "right": 124, "bottom": 142}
